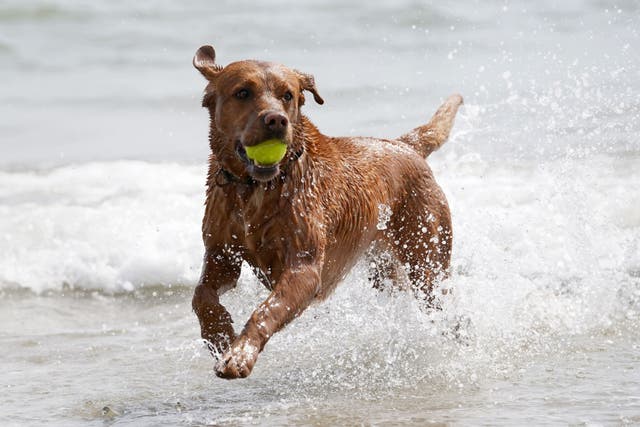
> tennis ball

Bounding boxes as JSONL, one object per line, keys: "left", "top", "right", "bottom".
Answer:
{"left": 245, "top": 139, "right": 287, "bottom": 165}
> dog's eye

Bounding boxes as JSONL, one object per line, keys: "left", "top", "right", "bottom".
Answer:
{"left": 235, "top": 89, "right": 250, "bottom": 99}
{"left": 283, "top": 91, "right": 293, "bottom": 102}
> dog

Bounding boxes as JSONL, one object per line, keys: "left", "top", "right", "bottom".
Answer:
{"left": 191, "top": 45, "right": 463, "bottom": 379}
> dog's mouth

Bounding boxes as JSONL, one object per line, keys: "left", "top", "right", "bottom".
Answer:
{"left": 235, "top": 141, "right": 283, "bottom": 182}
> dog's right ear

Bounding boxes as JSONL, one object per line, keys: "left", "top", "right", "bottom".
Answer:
{"left": 193, "top": 45, "right": 223, "bottom": 80}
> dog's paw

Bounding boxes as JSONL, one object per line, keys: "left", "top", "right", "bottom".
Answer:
{"left": 214, "top": 336, "right": 260, "bottom": 379}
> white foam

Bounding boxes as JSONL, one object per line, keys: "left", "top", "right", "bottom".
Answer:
{"left": 0, "top": 161, "right": 206, "bottom": 293}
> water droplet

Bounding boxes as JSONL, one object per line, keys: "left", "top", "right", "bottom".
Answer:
{"left": 377, "top": 204, "right": 392, "bottom": 230}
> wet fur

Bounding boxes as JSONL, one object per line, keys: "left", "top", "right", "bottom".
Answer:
{"left": 191, "top": 45, "right": 463, "bottom": 379}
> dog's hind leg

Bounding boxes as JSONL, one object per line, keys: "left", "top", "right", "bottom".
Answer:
{"left": 386, "top": 187, "right": 453, "bottom": 308}
{"left": 366, "top": 242, "right": 402, "bottom": 292}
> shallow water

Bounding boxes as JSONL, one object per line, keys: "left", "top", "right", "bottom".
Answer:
{"left": 1, "top": 0, "right": 640, "bottom": 425}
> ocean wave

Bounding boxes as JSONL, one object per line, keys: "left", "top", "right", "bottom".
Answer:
{"left": 0, "top": 161, "right": 206, "bottom": 293}
{"left": 1, "top": 152, "right": 637, "bottom": 298}
{"left": 0, "top": 2, "right": 88, "bottom": 23}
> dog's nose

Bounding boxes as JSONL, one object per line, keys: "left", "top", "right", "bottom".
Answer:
{"left": 263, "top": 111, "right": 288, "bottom": 132}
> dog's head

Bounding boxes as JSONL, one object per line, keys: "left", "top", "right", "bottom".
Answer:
{"left": 193, "top": 45, "right": 324, "bottom": 182}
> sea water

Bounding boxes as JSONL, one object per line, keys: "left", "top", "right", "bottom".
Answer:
{"left": 1, "top": 0, "right": 639, "bottom": 425}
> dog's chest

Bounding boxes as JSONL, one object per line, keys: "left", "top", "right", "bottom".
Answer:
{"left": 234, "top": 187, "right": 321, "bottom": 277}
{"left": 239, "top": 221, "right": 287, "bottom": 289}
{"left": 231, "top": 190, "right": 284, "bottom": 272}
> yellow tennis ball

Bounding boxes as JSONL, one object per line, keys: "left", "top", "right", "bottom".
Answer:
{"left": 245, "top": 139, "right": 287, "bottom": 165}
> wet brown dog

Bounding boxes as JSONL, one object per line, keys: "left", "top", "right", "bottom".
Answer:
{"left": 192, "top": 45, "right": 463, "bottom": 379}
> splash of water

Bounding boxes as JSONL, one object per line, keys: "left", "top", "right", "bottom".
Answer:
{"left": 376, "top": 203, "right": 392, "bottom": 230}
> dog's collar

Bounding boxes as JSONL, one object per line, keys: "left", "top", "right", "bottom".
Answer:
{"left": 214, "top": 167, "right": 254, "bottom": 186}
{"left": 215, "top": 146, "right": 305, "bottom": 187}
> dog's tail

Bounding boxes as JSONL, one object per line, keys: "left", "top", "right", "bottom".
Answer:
{"left": 398, "top": 94, "right": 464, "bottom": 157}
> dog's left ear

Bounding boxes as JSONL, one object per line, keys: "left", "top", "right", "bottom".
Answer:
{"left": 193, "top": 45, "right": 223, "bottom": 81}
{"left": 296, "top": 71, "right": 324, "bottom": 105}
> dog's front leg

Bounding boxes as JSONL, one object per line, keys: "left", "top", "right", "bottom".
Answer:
{"left": 215, "top": 263, "right": 321, "bottom": 379}
{"left": 192, "top": 248, "right": 241, "bottom": 355}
